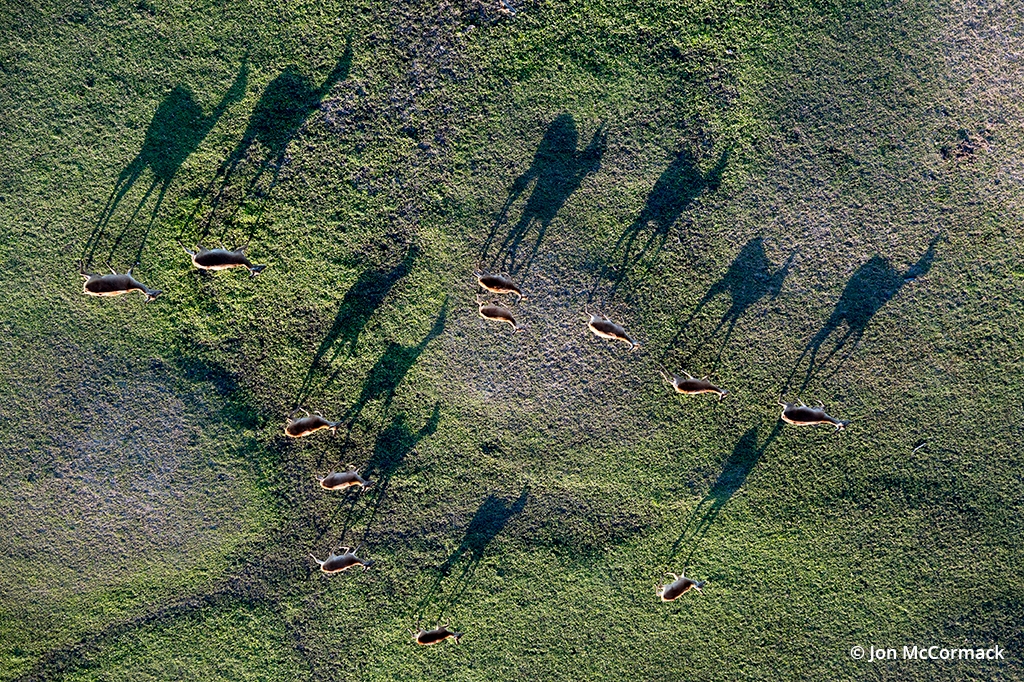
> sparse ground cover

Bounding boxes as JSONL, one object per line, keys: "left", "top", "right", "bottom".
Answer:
{"left": 1, "top": 0, "right": 1022, "bottom": 680}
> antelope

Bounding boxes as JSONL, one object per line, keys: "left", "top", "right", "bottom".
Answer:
{"left": 410, "top": 623, "right": 463, "bottom": 646}
{"left": 310, "top": 545, "right": 374, "bottom": 574}
{"left": 181, "top": 243, "right": 267, "bottom": 277}
{"left": 475, "top": 264, "right": 523, "bottom": 302}
{"left": 585, "top": 312, "right": 639, "bottom": 350}
{"left": 477, "top": 296, "right": 523, "bottom": 333}
{"left": 317, "top": 465, "right": 373, "bottom": 491}
{"left": 778, "top": 399, "right": 849, "bottom": 431}
{"left": 284, "top": 408, "right": 340, "bottom": 438}
{"left": 660, "top": 368, "right": 728, "bottom": 401}
{"left": 80, "top": 261, "right": 162, "bottom": 302}
{"left": 657, "top": 570, "right": 705, "bottom": 601}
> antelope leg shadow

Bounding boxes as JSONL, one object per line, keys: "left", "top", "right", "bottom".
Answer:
{"left": 666, "top": 424, "right": 780, "bottom": 564}
{"left": 293, "top": 247, "right": 419, "bottom": 408}
{"left": 341, "top": 297, "right": 448, "bottom": 429}
{"left": 482, "top": 114, "right": 606, "bottom": 275}
{"left": 195, "top": 41, "right": 352, "bottom": 242}
{"left": 353, "top": 405, "right": 441, "bottom": 538}
{"left": 784, "top": 235, "right": 940, "bottom": 394}
{"left": 414, "top": 487, "right": 529, "bottom": 621}
{"left": 592, "top": 145, "right": 729, "bottom": 306}
{"left": 84, "top": 60, "right": 247, "bottom": 266}
{"left": 666, "top": 238, "right": 794, "bottom": 366}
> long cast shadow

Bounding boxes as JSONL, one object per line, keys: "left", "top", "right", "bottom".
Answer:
{"left": 194, "top": 41, "right": 352, "bottom": 241}
{"left": 293, "top": 246, "right": 419, "bottom": 407}
{"left": 416, "top": 486, "right": 530, "bottom": 621}
{"left": 332, "top": 404, "right": 441, "bottom": 541}
{"left": 668, "top": 424, "right": 780, "bottom": 564}
{"left": 481, "top": 114, "right": 606, "bottom": 274}
{"left": 341, "top": 297, "right": 448, "bottom": 428}
{"left": 785, "top": 235, "right": 940, "bottom": 393}
{"left": 593, "top": 145, "right": 729, "bottom": 304}
{"left": 83, "top": 60, "right": 248, "bottom": 266}
{"left": 669, "top": 237, "right": 795, "bottom": 366}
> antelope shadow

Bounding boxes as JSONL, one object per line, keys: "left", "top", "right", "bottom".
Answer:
{"left": 416, "top": 486, "right": 530, "bottom": 620}
{"left": 668, "top": 424, "right": 780, "bottom": 564}
{"left": 481, "top": 114, "right": 606, "bottom": 274}
{"left": 84, "top": 60, "right": 248, "bottom": 266}
{"left": 193, "top": 41, "right": 353, "bottom": 241}
{"left": 342, "top": 405, "right": 442, "bottom": 537}
{"left": 592, "top": 145, "right": 729, "bottom": 303}
{"left": 668, "top": 237, "right": 795, "bottom": 366}
{"left": 785, "top": 235, "right": 940, "bottom": 393}
{"left": 293, "top": 246, "right": 419, "bottom": 407}
{"left": 341, "top": 297, "right": 448, "bottom": 427}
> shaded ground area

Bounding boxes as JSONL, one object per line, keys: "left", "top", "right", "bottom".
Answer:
{"left": 668, "top": 237, "right": 795, "bottom": 368}
{"left": 293, "top": 245, "right": 418, "bottom": 407}
{"left": 83, "top": 62, "right": 248, "bottom": 267}
{"left": 482, "top": 113, "right": 606, "bottom": 275}
{"left": 592, "top": 144, "right": 729, "bottom": 304}
{"left": 784, "top": 235, "right": 941, "bottom": 393}
{"left": 0, "top": 342, "right": 266, "bottom": 676}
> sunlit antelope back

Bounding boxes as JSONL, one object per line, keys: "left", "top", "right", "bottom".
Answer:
{"left": 477, "top": 296, "right": 523, "bottom": 333}
{"left": 310, "top": 544, "right": 374, "bottom": 574}
{"left": 182, "top": 243, "right": 267, "bottom": 277}
{"left": 80, "top": 261, "right": 161, "bottom": 302}
{"left": 660, "top": 369, "right": 728, "bottom": 401}
{"left": 585, "top": 312, "right": 639, "bottom": 350}
{"left": 475, "top": 265, "right": 523, "bottom": 302}
{"left": 317, "top": 465, "right": 373, "bottom": 491}
{"left": 778, "top": 399, "right": 849, "bottom": 431}
{"left": 657, "top": 570, "right": 705, "bottom": 601}
{"left": 284, "top": 409, "right": 340, "bottom": 437}
{"left": 410, "top": 623, "right": 463, "bottom": 645}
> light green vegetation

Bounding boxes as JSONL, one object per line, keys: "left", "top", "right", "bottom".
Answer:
{"left": 1, "top": 0, "right": 1021, "bottom": 680}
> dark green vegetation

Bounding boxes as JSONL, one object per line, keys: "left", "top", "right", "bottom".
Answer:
{"left": 1, "top": 0, "right": 1022, "bottom": 679}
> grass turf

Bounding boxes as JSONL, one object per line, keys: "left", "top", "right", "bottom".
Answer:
{"left": 1, "top": 0, "right": 1022, "bottom": 680}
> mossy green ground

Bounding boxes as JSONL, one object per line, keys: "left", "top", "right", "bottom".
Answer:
{"left": 1, "top": 0, "right": 1022, "bottom": 680}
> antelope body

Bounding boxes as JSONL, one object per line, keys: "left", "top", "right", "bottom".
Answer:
{"left": 310, "top": 545, "right": 374, "bottom": 574}
{"left": 410, "top": 624, "right": 463, "bottom": 646}
{"left": 317, "top": 466, "right": 373, "bottom": 491}
{"left": 779, "top": 399, "right": 849, "bottom": 431}
{"left": 182, "top": 243, "right": 267, "bottom": 277}
{"left": 657, "top": 571, "right": 705, "bottom": 601}
{"left": 586, "top": 312, "right": 639, "bottom": 350}
{"left": 477, "top": 298, "right": 523, "bottom": 333}
{"left": 475, "top": 266, "right": 523, "bottom": 302}
{"left": 80, "top": 261, "right": 161, "bottom": 302}
{"left": 660, "top": 369, "right": 728, "bottom": 401}
{"left": 284, "top": 409, "right": 340, "bottom": 438}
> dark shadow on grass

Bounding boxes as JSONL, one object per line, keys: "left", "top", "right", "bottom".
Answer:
{"left": 592, "top": 145, "right": 729, "bottom": 304}
{"left": 785, "top": 234, "right": 940, "bottom": 393}
{"left": 481, "top": 114, "right": 606, "bottom": 274}
{"left": 668, "top": 237, "right": 795, "bottom": 367}
{"left": 193, "top": 41, "right": 352, "bottom": 242}
{"left": 341, "top": 297, "right": 448, "bottom": 428}
{"left": 331, "top": 404, "right": 441, "bottom": 542}
{"left": 668, "top": 424, "right": 780, "bottom": 565}
{"left": 293, "top": 246, "right": 419, "bottom": 407}
{"left": 83, "top": 60, "right": 248, "bottom": 267}
{"left": 416, "top": 486, "right": 530, "bottom": 621}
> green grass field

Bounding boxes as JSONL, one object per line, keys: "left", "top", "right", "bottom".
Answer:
{"left": 1, "top": 0, "right": 1022, "bottom": 680}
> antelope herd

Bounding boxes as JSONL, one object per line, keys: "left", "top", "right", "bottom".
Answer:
{"left": 78, "top": 162, "right": 861, "bottom": 652}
